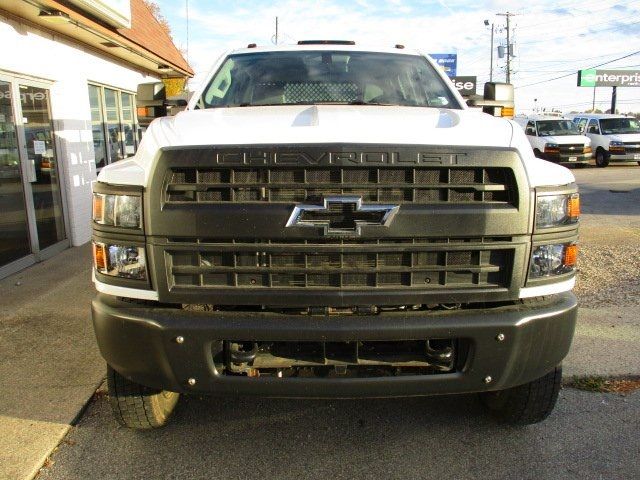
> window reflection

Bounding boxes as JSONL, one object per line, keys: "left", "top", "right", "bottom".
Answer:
{"left": 0, "top": 80, "right": 31, "bottom": 267}
{"left": 88, "top": 85, "right": 139, "bottom": 168}
{"left": 19, "top": 84, "right": 66, "bottom": 250}
{"left": 88, "top": 85, "right": 107, "bottom": 169}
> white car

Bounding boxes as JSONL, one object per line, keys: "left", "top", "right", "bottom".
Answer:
{"left": 514, "top": 115, "right": 591, "bottom": 167}
{"left": 569, "top": 113, "right": 640, "bottom": 167}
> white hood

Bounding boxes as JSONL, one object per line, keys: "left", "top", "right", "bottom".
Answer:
{"left": 609, "top": 133, "right": 640, "bottom": 143}
{"left": 541, "top": 135, "right": 590, "bottom": 145}
{"left": 99, "top": 106, "right": 575, "bottom": 189}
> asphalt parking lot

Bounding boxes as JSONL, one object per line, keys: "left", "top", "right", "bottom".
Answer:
{"left": 25, "top": 163, "right": 640, "bottom": 480}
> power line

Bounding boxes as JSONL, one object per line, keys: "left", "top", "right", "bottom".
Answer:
{"left": 515, "top": 49, "right": 640, "bottom": 88}
{"left": 516, "top": 1, "right": 639, "bottom": 31}
{"left": 516, "top": 20, "right": 640, "bottom": 46}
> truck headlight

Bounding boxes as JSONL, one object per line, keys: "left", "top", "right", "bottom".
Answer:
{"left": 535, "top": 193, "right": 579, "bottom": 229}
{"left": 93, "top": 242, "right": 147, "bottom": 280}
{"left": 93, "top": 193, "right": 141, "bottom": 229}
{"left": 543, "top": 143, "right": 559, "bottom": 154}
{"left": 529, "top": 243, "right": 577, "bottom": 279}
{"left": 609, "top": 141, "right": 625, "bottom": 153}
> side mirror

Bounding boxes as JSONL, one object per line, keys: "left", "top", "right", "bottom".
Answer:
{"left": 466, "top": 82, "right": 515, "bottom": 118}
{"left": 136, "top": 83, "right": 188, "bottom": 126}
{"left": 136, "top": 82, "right": 167, "bottom": 127}
{"left": 137, "top": 82, "right": 166, "bottom": 102}
{"left": 166, "top": 98, "right": 188, "bottom": 107}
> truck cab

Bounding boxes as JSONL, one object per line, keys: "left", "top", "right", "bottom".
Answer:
{"left": 91, "top": 42, "right": 579, "bottom": 429}
{"left": 514, "top": 115, "right": 591, "bottom": 167}
{"left": 569, "top": 113, "right": 640, "bottom": 167}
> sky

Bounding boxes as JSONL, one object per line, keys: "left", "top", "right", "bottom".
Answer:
{"left": 153, "top": 0, "right": 640, "bottom": 114}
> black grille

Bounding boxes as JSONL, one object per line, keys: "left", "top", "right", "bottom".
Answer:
{"left": 558, "top": 144, "right": 584, "bottom": 155}
{"left": 165, "top": 167, "right": 515, "bottom": 204}
{"left": 623, "top": 142, "right": 640, "bottom": 153}
{"left": 167, "top": 239, "right": 513, "bottom": 290}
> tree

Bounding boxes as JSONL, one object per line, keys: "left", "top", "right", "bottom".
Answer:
{"left": 143, "top": 0, "right": 172, "bottom": 38}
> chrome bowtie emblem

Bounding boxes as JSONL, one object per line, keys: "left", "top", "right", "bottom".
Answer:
{"left": 286, "top": 196, "right": 399, "bottom": 236}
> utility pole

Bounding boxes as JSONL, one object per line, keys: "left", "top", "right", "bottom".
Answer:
{"left": 611, "top": 86, "right": 617, "bottom": 114}
{"left": 275, "top": 16, "right": 279, "bottom": 45}
{"left": 489, "top": 23, "right": 494, "bottom": 82}
{"left": 185, "top": 0, "right": 189, "bottom": 64}
{"left": 497, "top": 12, "right": 516, "bottom": 83}
{"left": 484, "top": 19, "right": 495, "bottom": 82}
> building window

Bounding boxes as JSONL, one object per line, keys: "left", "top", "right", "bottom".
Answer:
{"left": 88, "top": 84, "right": 139, "bottom": 169}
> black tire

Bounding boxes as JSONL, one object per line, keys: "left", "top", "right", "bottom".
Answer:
{"left": 480, "top": 366, "right": 562, "bottom": 426}
{"left": 107, "top": 365, "right": 179, "bottom": 429}
{"left": 595, "top": 149, "right": 609, "bottom": 168}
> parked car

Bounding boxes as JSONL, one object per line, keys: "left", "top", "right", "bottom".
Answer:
{"left": 567, "top": 113, "right": 640, "bottom": 167}
{"left": 514, "top": 115, "right": 591, "bottom": 167}
{"left": 92, "top": 41, "right": 579, "bottom": 429}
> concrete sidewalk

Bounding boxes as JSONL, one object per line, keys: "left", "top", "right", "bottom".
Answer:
{"left": 0, "top": 244, "right": 638, "bottom": 480}
{"left": 0, "top": 245, "right": 103, "bottom": 480}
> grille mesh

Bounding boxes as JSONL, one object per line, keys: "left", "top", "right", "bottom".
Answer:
{"left": 166, "top": 167, "right": 515, "bottom": 204}
{"left": 167, "top": 239, "right": 513, "bottom": 290}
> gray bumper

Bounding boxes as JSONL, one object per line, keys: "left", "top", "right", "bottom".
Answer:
{"left": 92, "top": 292, "right": 578, "bottom": 398}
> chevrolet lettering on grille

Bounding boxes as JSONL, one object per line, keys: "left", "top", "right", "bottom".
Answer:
{"left": 286, "top": 196, "right": 399, "bottom": 236}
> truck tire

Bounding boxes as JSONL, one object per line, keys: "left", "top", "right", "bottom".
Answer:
{"left": 595, "top": 149, "right": 609, "bottom": 168}
{"left": 107, "top": 365, "right": 179, "bottom": 429}
{"left": 479, "top": 366, "right": 562, "bottom": 425}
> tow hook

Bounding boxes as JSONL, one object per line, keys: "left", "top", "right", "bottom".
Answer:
{"left": 228, "top": 342, "right": 258, "bottom": 364}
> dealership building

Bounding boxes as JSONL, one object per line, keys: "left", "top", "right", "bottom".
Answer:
{"left": 0, "top": 0, "right": 192, "bottom": 278}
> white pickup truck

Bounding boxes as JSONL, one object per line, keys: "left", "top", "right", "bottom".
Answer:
{"left": 91, "top": 41, "right": 579, "bottom": 429}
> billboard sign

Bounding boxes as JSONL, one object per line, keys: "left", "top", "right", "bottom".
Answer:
{"left": 430, "top": 53, "right": 457, "bottom": 77}
{"left": 450, "top": 76, "right": 477, "bottom": 96}
{"left": 577, "top": 69, "right": 640, "bottom": 87}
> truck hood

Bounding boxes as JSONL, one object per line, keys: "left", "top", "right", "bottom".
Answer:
{"left": 609, "top": 133, "right": 640, "bottom": 142}
{"left": 148, "top": 105, "right": 513, "bottom": 147}
{"left": 99, "top": 105, "right": 575, "bottom": 188}
{"left": 541, "top": 135, "right": 590, "bottom": 145}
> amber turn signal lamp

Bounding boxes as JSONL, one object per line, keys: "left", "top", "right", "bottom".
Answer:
{"left": 93, "top": 242, "right": 107, "bottom": 271}
{"left": 564, "top": 244, "right": 578, "bottom": 267}
{"left": 92, "top": 194, "right": 103, "bottom": 221}
{"left": 567, "top": 194, "right": 580, "bottom": 219}
{"left": 501, "top": 107, "right": 514, "bottom": 118}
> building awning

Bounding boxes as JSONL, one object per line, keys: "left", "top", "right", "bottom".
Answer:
{"left": 0, "top": 0, "right": 193, "bottom": 78}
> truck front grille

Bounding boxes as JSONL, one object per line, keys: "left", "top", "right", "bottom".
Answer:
{"left": 623, "top": 142, "right": 640, "bottom": 153}
{"left": 166, "top": 238, "right": 514, "bottom": 290}
{"left": 558, "top": 144, "right": 584, "bottom": 155}
{"left": 165, "top": 166, "right": 515, "bottom": 204}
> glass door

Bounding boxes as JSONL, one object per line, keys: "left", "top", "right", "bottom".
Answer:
{"left": 0, "top": 73, "right": 68, "bottom": 277}
{"left": 0, "top": 80, "right": 31, "bottom": 268}
{"left": 18, "top": 84, "right": 66, "bottom": 250}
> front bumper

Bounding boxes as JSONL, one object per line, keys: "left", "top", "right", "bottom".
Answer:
{"left": 608, "top": 151, "right": 640, "bottom": 163}
{"left": 92, "top": 292, "right": 577, "bottom": 397}
{"left": 535, "top": 151, "right": 591, "bottom": 165}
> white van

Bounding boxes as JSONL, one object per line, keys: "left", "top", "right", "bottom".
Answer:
{"left": 568, "top": 114, "right": 640, "bottom": 167}
{"left": 514, "top": 115, "right": 591, "bottom": 166}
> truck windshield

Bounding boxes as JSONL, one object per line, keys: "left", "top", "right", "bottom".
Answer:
{"left": 536, "top": 120, "right": 581, "bottom": 136}
{"left": 599, "top": 118, "right": 640, "bottom": 135}
{"left": 196, "top": 51, "right": 461, "bottom": 109}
